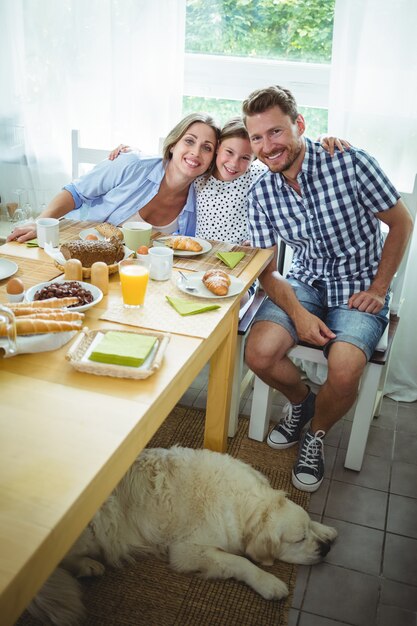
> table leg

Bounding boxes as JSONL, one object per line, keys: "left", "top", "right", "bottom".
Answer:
{"left": 204, "top": 307, "right": 239, "bottom": 452}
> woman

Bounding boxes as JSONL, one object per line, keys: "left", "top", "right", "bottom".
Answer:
{"left": 7, "top": 113, "right": 220, "bottom": 243}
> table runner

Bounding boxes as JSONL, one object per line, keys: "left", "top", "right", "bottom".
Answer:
{"left": 58, "top": 219, "right": 102, "bottom": 243}
{"left": 57, "top": 224, "right": 259, "bottom": 277}
{"left": 154, "top": 237, "right": 258, "bottom": 277}
{"left": 0, "top": 254, "right": 63, "bottom": 304}
{"left": 100, "top": 270, "right": 240, "bottom": 339}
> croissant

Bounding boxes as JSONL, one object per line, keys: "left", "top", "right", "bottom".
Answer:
{"left": 202, "top": 269, "right": 231, "bottom": 296}
{"left": 166, "top": 236, "right": 202, "bottom": 252}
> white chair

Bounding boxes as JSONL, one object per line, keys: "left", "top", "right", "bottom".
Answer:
{"left": 71, "top": 129, "right": 110, "bottom": 179}
{"left": 247, "top": 176, "right": 417, "bottom": 471}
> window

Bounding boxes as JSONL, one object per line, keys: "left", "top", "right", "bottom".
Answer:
{"left": 183, "top": 0, "right": 335, "bottom": 138}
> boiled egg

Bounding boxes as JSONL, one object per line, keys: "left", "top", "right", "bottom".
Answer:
{"left": 6, "top": 277, "right": 25, "bottom": 294}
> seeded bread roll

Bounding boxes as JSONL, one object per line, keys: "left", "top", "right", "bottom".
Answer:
{"left": 60, "top": 236, "right": 124, "bottom": 267}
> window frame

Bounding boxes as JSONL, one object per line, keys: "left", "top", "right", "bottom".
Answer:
{"left": 183, "top": 52, "right": 331, "bottom": 110}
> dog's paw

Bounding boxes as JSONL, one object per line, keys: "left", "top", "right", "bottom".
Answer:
{"left": 256, "top": 572, "right": 289, "bottom": 600}
{"left": 76, "top": 557, "right": 105, "bottom": 578}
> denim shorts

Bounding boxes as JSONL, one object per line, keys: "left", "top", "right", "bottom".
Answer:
{"left": 254, "top": 279, "right": 390, "bottom": 361}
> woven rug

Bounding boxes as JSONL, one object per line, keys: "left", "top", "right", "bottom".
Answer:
{"left": 16, "top": 406, "right": 310, "bottom": 626}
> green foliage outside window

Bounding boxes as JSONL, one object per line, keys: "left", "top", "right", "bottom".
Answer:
{"left": 186, "top": 0, "right": 335, "bottom": 63}
{"left": 182, "top": 96, "right": 328, "bottom": 139}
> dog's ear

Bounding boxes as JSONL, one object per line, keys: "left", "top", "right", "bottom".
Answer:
{"left": 244, "top": 492, "right": 287, "bottom": 566}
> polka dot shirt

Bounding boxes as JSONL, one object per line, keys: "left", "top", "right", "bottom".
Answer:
{"left": 194, "top": 161, "right": 266, "bottom": 244}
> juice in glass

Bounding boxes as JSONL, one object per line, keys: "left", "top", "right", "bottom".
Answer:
{"left": 119, "top": 259, "right": 150, "bottom": 308}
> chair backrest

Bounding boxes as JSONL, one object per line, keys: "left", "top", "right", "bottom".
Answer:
{"left": 71, "top": 130, "right": 111, "bottom": 180}
{"left": 390, "top": 174, "right": 417, "bottom": 314}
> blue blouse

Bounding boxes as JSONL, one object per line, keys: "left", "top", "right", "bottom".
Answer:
{"left": 63, "top": 152, "right": 196, "bottom": 235}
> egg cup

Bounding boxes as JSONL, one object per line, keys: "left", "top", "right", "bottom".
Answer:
{"left": 6, "top": 292, "right": 25, "bottom": 303}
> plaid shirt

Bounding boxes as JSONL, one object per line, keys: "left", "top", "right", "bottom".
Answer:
{"left": 248, "top": 138, "right": 400, "bottom": 306}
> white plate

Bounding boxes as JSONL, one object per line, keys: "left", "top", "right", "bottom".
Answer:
{"left": 153, "top": 237, "right": 212, "bottom": 257}
{"left": 24, "top": 280, "right": 103, "bottom": 312}
{"left": 78, "top": 228, "right": 106, "bottom": 241}
{"left": 176, "top": 271, "right": 244, "bottom": 299}
{"left": 0, "top": 258, "right": 18, "bottom": 281}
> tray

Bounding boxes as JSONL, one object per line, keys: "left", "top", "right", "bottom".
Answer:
{"left": 65, "top": 327, "right": 170, "bottom": 379}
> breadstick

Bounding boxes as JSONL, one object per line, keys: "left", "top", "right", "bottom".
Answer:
{"left": 18, "top": 311, "right": 85, "bottom": 321}
{"left": 9, "top": 297, "right": 79, "bottom": 309}
{"left": 7, "top": 307, "right": 60, "bottom": 317}
{"left": 0, "top": 318, "right": 83, "bottom": 336}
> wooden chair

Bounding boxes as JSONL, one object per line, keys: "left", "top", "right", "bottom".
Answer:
{"left": 246, "top": 176, "right": 417, "bottom": 470}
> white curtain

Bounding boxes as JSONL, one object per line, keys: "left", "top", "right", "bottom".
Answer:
{"left": 328, "top": 0, "right": 417, "bottom": 401}
{"left": 0, "top": 0, "right": 185, "bottom": 211}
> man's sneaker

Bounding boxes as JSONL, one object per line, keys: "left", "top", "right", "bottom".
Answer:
{"left": 267, "top": 389, "right": 316, "bottom": 450}
{"left": 292, "top": 428, "right": 325, "bottom": 492}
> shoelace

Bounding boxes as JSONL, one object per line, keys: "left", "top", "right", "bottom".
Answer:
{"left": 297, "top": 430, "right": 325, "bottom": 470}
{"left": 278, "top": 401, "right": 303, "bottom": 436}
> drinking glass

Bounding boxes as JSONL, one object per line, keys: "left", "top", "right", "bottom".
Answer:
{"left": 118, "top": 258, "right": 150, "bottom": 308}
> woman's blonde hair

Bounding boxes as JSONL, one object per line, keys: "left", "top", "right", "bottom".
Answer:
{"left": 162, "top": 113, "right": 220, "bottom": 175}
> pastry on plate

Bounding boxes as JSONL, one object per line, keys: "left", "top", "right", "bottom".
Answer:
{"left": 202, "top": 269, "right": 231, "bottom": 296}
{"left": 165, "top": 236, "right": 202, "bottom": 252}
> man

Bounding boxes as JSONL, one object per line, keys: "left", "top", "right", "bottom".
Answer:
{"left": 243, "top": 85, "right": 413, "bottom": 492}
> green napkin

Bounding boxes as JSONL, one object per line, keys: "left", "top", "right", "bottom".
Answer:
{"left": 216, "top": 251, "right": 245, "bottom": 269}
{"left": 26, "top": 239, "right": 39, "bottom": 247}
{"left": 89, "top": 331, "right": 157, "bottom": 367}
{"left": 166, "top": 295, "right": 221, "bottom": 316}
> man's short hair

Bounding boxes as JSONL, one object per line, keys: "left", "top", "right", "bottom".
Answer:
{"left": 242, "top": 85, "right": 299, "bottom": 123}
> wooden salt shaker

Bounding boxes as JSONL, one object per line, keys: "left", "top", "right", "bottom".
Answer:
{"left": 90, "top": 261, "right": 109, "bottom": 295}
{"left": 64, "top": 259, "right": 83, "bottom": 281}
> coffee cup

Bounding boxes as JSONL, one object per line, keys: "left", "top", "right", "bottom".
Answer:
{"left": 148, "top": 247, "right": 173, "bottom": 281}
{"left": 36, "top": 217, "right": 60, "bottom": 248}
{"left": 121, "top": 221, "right": 152, "bottom": 251}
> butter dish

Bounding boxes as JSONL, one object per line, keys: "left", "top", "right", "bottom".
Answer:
{"left": 66, "top": 327, "right": 170, "bottom": 378}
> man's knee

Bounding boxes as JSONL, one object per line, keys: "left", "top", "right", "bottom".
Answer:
{"left": 244, "top": 322, "right": 292, "bottom": 372}
{"left": 327, "top": 342, "right": 367, "bottom": 394}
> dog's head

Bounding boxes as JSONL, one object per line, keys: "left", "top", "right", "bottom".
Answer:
{"left": 245, "top": 492, "right": 337, "bottom": 566}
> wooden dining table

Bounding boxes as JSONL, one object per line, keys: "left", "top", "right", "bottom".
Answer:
{"left": 0, "top": 221, "right": 273, "bottom": 626}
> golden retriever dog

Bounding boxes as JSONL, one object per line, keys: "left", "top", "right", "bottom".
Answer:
{"left": 29, "top": 446, "right": 337, "bottom": 625}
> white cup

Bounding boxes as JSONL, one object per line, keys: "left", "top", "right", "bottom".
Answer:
{"left": 121, "top": 221, "right": 152, "bottom": 251}
{"left": 148, "top": 247, "right": 173, "bottom": 281}
{"left": 36, "top": 217, "right": 60, "bottom": 248}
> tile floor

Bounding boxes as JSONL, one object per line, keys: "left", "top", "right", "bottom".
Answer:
{"left": 180, "top": 365, "right": 417, "bottom": 626}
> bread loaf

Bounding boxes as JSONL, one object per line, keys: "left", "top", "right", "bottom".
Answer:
{"left": 166, "top": 236, "right": 202, "bottom": 252}
{"left": 202, "top": 269, "right": 231, "bottom": 296}
{"left": 60, "top": 236, "right": 124, "bottom": 267}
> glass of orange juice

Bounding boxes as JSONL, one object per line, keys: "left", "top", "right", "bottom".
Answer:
{"left": 118, "top": 258, "right": 150, "bottom": 308}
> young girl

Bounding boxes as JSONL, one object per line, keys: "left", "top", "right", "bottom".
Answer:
{"left": 193, "top": 117, "right": 265, "bottom": 244}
